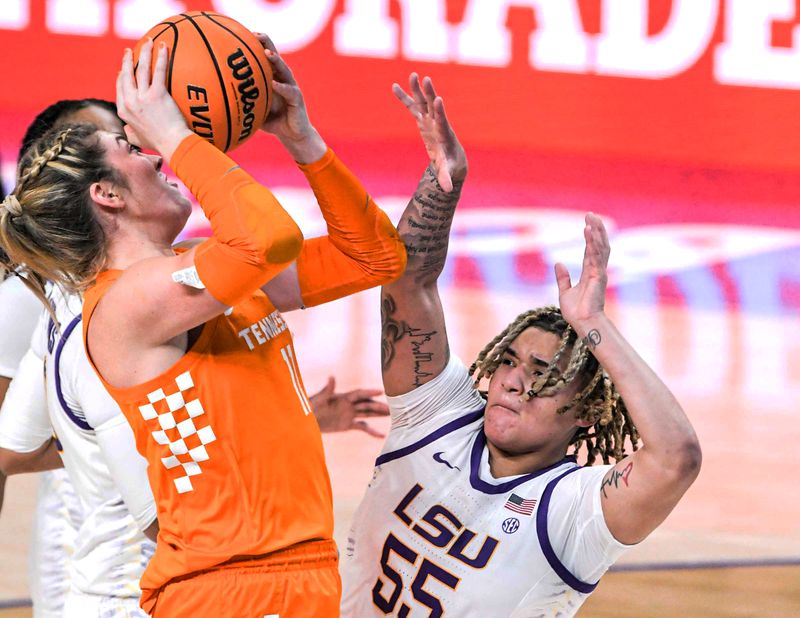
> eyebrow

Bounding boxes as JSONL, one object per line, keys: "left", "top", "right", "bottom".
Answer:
{"left": 506, "top": 346, "right": 550, "bottom": 369}
{"left": 113, "top": 134, "right": 129, "bottom": 147}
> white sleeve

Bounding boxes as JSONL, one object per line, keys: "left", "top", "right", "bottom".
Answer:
{"left": 69, "top": 345, "right": 157, "bottom": 532}
{"left": 0, "top": 277, "right": 43, "bottom": 377}
{"left": 548, "top": 465, "right": 635, "bottom": 583}
{"left": 70, "top": 343, "right": 119, "bottom": 430}
{"left": 0, "top": 347, "right": 51, "bottom": 452}
{"left": 94, "top": 414, "right": 157, "bottom": 533}
{"left": 385, "top": 355, "right": 485, "bottom": 432}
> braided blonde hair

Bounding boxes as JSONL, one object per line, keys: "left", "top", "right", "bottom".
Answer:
{"left": 0, "top": 123, "right": 124, "bottom": 309}
{"left": 469, "top": 306, "right": 640, "bottom": 465}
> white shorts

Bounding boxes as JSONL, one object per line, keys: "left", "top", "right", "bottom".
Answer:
{"left": 63, "top": 588, "right": 148, "bottom": 617}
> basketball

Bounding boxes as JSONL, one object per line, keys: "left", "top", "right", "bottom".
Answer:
{"left": 133, "top": 12, "right": 272, "bottom": 152}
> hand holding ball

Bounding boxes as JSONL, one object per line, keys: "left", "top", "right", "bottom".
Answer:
{"left": 133, "top": 12, "right": 272, "bottom": 152}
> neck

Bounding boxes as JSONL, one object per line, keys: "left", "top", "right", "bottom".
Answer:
{"left": 105, "top": 227, "right": 176, "bottom": 271}
{"left": 485, "top": 439, "right": 570, "bottom": 478}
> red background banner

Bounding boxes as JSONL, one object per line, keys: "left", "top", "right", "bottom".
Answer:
{"left": 1, "top": 0, "right": 800, "bottom": 172}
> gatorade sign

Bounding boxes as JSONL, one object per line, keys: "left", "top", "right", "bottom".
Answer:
{"left": 2, "top": 0, "right": 799, "bottom": 171}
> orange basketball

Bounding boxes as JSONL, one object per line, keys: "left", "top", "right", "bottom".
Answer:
{"left": 133, "top": 11, "right": 272, "bottom": 152}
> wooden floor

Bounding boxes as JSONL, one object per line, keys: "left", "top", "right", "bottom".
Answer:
{"left": 2, "top": 567, "right": 797, "bottom": 617}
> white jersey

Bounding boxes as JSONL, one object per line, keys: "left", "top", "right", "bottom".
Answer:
{"left": 0, "top": 276, "right": 78, "bottom": 618}
{"left": 341, "top": 356, "right": 631, "bottom": 618}
{"left": 0, "top": 275, "right": 41, "bottom": 377}
{"left": 37, "top": 289, "right": 156, "bottom": 598}
{"left": 0, "top": 290, "right": 155, "bottom": 598}
{"left": 29, "top": 469, "right": 81, "bottom": 618}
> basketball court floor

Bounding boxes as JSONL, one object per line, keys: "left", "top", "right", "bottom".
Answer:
{"left": 0, "top": 136, "right": 798, "bottom": 615}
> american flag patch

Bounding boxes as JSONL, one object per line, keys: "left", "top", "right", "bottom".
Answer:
{"left": 504, "top": 493, "right": 537, "bottom": 516}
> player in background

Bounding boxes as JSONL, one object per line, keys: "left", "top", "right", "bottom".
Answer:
{"left": 0, "top": 74, "right": 391, "bottom": 617}
{"left": 0, "top": 106, "right": 106, "bottom": 616}
{"left": 340, "top": 74, "right": 702, "bottom": 617}
{"left": 0, "top": 274, "right": 76, "bottom": 618}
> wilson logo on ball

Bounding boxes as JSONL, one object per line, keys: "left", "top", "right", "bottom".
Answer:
{"left": 227, "top": 48, "right": 259, "bottom": 141}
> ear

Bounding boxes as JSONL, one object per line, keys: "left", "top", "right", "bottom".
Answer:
{"left": 89, "top": 180, "right": 125, "bottom": 210}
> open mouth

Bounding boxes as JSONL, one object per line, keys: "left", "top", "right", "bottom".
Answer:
{"left": 160, "top": 172, "right": 179, "bottom": 189}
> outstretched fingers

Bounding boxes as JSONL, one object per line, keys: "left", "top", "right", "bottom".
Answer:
{"left": 420, "top": 76, "right": 438, "bottom": 114}
{"left": 580, "top": 213, "right": 610, "bottom": 282}
{"left": 353, "top": 421, "right": 385, "bottom": 439}
{"left": 392, "top": 82, "right": 419, "bottom": 118}
{"left": 554, "top": 262, "right": 573, "bottom": 295}
{"left": 409, "top": 72, "right": 426, "bottom": 109}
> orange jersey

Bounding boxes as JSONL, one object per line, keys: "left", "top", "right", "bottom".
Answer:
{"left": 83, "top": 273, "right": 333, "bottom": 613}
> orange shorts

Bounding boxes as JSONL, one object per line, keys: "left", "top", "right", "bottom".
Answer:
{"left": 150, "top": 539, "right": 341, "bottom": 618}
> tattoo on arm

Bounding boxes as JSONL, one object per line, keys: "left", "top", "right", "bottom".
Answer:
{"left": 398, "top": 166, "right": 463, "bottom": 285}
{"left": 583, "top": 329, "right": 601, "bottom": 349}
{"left": 381, "top": 293, "right": 445, "bottom": 387}
{"left": 381, "top": 294, "right": 406, "bottom": 371}
{"left": 600, "top": 462, "right": 633, "bottom": 499}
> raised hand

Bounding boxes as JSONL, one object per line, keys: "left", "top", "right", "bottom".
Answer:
{"left": 309, "top": 377, "right": 389, "bottom": 438}
{"left": 554, "top": 213, "right": 610, "bottom": 329}
{"left": 255, "top": 33, "right": 325, "bottom": 163}
{"left": 115, "top": 39, "right": 191, "bottom": 161}
{"left": 393, "top": 73, "right": 467, "bottom": 192}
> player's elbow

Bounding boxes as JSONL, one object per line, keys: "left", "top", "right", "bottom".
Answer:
{"left": 261, "top": 220, "right": 304, "bottom": 266}
{"left": 233, "top": 216, "right": 303, "bottom": 271}
{"left": 372, "top": 231, "right": 407, "bottom": 284}
{"left": 0, "top": 448, "right": 29, "bottom": 476}
{"left": 359, "top": 221, "right": 408, "bottom": 285}
{"left": 227, "top": 184, "right": 304, "bottom": 269}
{"left": 678, "top": 435, "right": 702, "bottom": 479}
{"left": 665, "top": 432, "right": 702, "bottom": 484}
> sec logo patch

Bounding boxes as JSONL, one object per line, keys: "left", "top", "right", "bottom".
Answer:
{"left": 502, "top": 517, "right": 520, "bottom": 534}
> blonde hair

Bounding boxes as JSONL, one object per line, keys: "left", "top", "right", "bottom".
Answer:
{"left": 0, "top": 123, "right": 123, "bottom": 309}
{"left": 469, "top": 306, "right": 640, "bottom": 465}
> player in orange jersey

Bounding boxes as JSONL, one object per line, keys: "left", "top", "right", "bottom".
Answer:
{"left": 0, "top": 37, "right": 405, "bottom": 617}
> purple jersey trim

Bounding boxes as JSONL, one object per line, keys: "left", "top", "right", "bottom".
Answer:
{"left": 53, "top": 315, "right": 92, "bottom": 431}
{"left": 469, "top": 430, "right": 578, "bottom": 494}
{"left": 536, "top": 466, "right": 599, "bottom": 594}
{"left": 375, "top": 409, "right": 485, "bottom": 466}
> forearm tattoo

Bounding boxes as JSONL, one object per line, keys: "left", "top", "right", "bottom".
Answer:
{"left": 583, "top": 329, "right": 601, "bottom": 349}
{"left": 398, "top": 165, "right": 463, "bottom": 285}
{"left": 381, "top": 293, "right": 442, "bottom": 386}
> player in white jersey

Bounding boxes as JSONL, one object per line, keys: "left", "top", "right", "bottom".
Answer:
{"left": 1, "top": 283, "right": 157, "bottom": 617}
{"left": 0, "top": 273, "right": 80, "bottom": 618}
{"left": 341, "top": 75, "right": 702, "bottom": 616}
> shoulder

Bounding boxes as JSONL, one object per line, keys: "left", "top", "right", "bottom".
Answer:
{"left": 548, "top": 464, "right": 611, "bottom": 501}
{"left": 386, "top": 354, "right": 484, "bottom": 426}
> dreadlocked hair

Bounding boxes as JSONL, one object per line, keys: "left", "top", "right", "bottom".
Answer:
{"left": 0, "top": 122, "right": 123, "bottom": 311}
{"left": 469, "top": 306, "right": 640, "bottom": 466}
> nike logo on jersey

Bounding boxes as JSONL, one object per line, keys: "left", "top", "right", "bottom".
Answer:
{"left": 433, "top": 451, "right": 460, "bottom": 471}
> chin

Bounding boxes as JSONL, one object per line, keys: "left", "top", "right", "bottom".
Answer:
{"left": 484, "top": 410, "right": 518, "bottom": 447}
